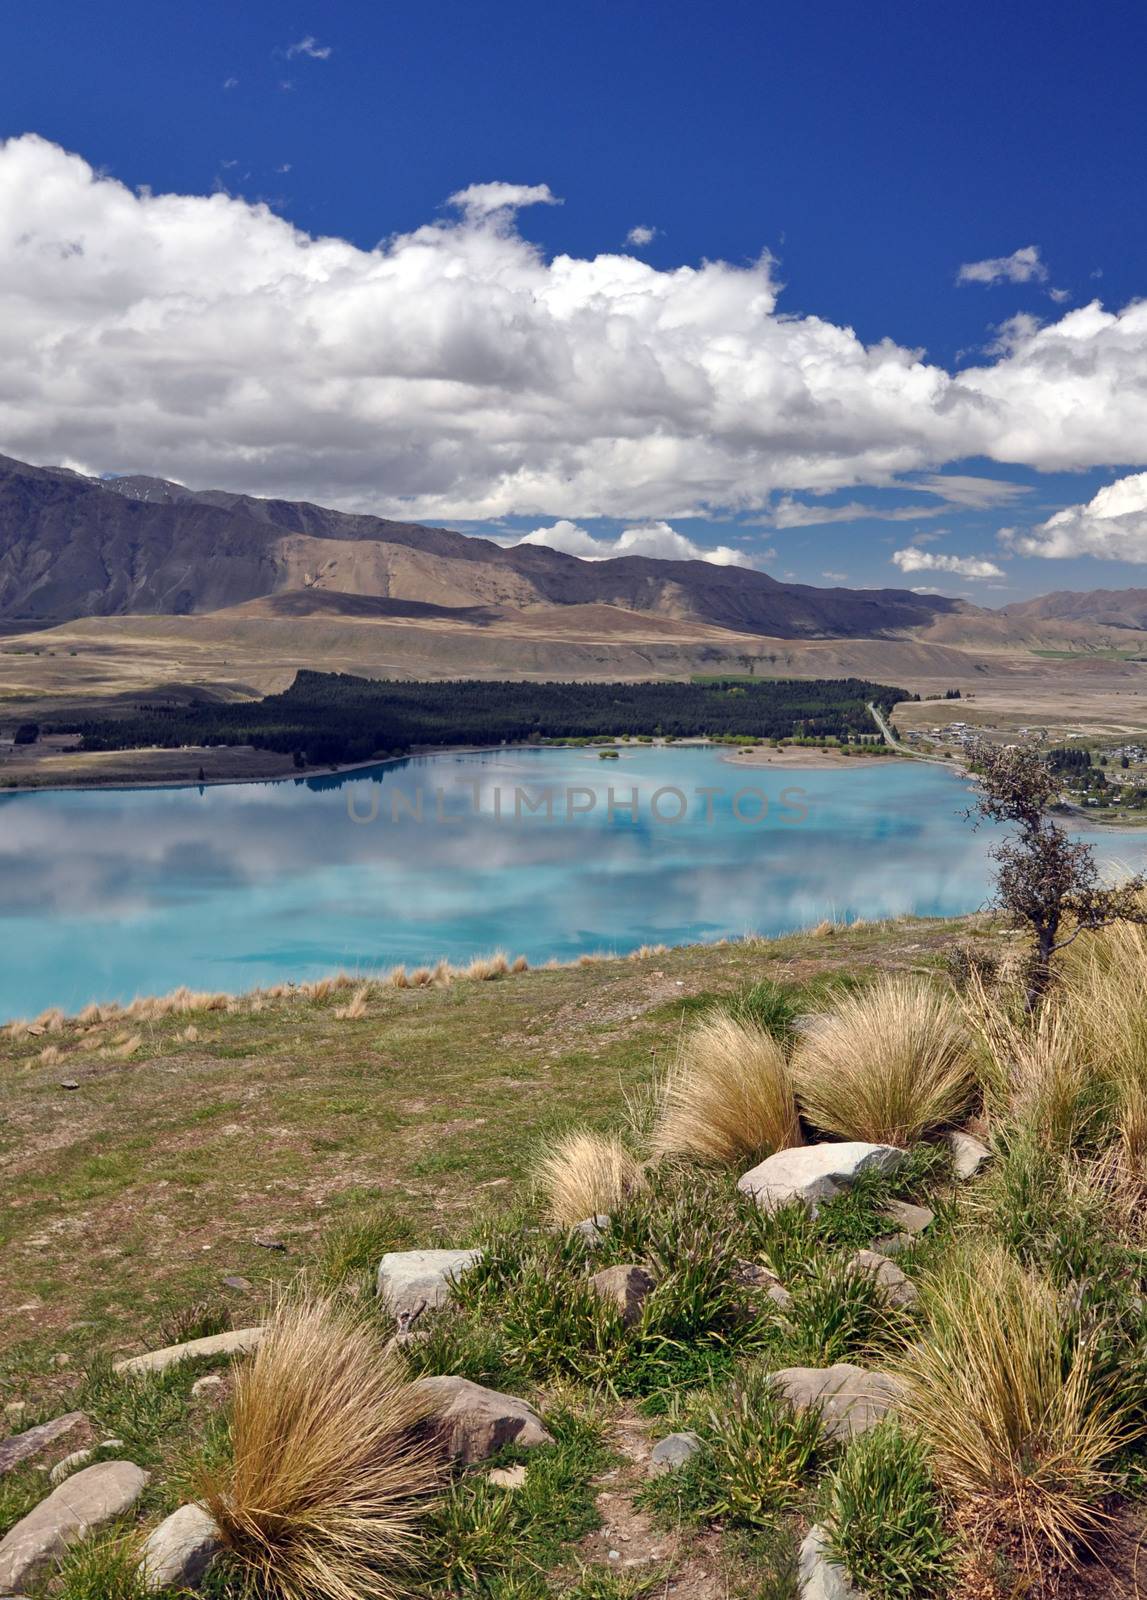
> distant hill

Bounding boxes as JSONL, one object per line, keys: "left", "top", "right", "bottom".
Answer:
{"left": 0, "top": 451, "right": 970, "bottom": 639}
{"left": 1002, "top": 589, "right": 1147, "bottom": 631}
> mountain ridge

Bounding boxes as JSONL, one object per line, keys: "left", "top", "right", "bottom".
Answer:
{"left": 0, "top": 451, "right": 970, "bottom": 639}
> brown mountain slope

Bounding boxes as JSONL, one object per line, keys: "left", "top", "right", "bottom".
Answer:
{"left": 1002, "top": 589, "right": 1147, "bottom": 631}
{"left": 0, "top": 452, "right": 971, "bottom": 638}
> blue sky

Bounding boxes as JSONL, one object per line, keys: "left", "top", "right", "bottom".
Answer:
{"left": 3, "top": 0, "right": 1147, "bottom": 601}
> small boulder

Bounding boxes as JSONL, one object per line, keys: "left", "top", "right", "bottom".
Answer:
{"left": 414, "top": 1376, "right": 553, "bottom": 1464}
{"left": 739, "top": 1143, "right": 907, "bottom": 1213}
{"left": 190, "top": 1374, "right": 225, "bottom": 1400}
{"left": 139, "top": 1503, "right": 223, "bottom": 1592}
{"left": 770, "top": 1363, "right": 903, "bottom": 1442}
{"left": 377, "top": 1249, "right": 483, "bottom": 1326}
{"left": 0, "top": 1413, "right": 85, "bottom": 1477}
{"left": 114, "top": 1327, "right": 263, "bottom": 1377}
{"left": 947, "top": 1130, "right": 991, "bottom": 1180}
{"left": 589, "top": 1264, "right": 654, "bottom": 1327}
{"left": 798, "top": 1524, "right": 864, "bottom": 1599}
{"left": 488, "top": 1464, "right": 528, "bottom": 1490}
{"left": 49, "top": 1441, "right": 124, "bottom": 1486}
{"left": 0, "top": 1461, "right": 150, "bottom": 1592}
{"left": 881, "top": 1199, "right": 933, "bottom": 1234}
{"left": 572, "top": 1214, "right": 610, "bottom": 1246}
{"left": 848, "top": 1250, "right": 917, "bottom": 1310}
{"left": 733, "top": 1260, "right": 793, "bottom": 1310}
{"left": 648, "top": 1431, "right": 701, "bottom": 1475}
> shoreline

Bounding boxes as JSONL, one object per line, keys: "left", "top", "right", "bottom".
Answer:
{"left": 0, "top": 736, "right": 891, "bottom": 795}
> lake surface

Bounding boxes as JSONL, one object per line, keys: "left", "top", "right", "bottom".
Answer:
{"left": 3, "top": 745, "right": 1146, "bottom": 1020}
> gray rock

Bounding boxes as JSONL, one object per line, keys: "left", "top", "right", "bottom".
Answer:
{"left": 0, "top": 1461, "right": 150, "bottom": 1592}
{"left": 798, "top": 1525, "right": 864, "bottom": 1599}
{"left": 139, "top": 1503, "right": 223, "bottom": 1592}
{"left": 588, "top": 1264, "right": 655, "bottom": 1327}
{"left": 881, "top": 1199, "right": 933, "bottom": 1234}
{"left": 770, "top": 1363, "right": 904, "bottom": 1441}
{"left": 49, "top": 1441, "right": 124, "bottom": 1485}
{"left": 648, "top": 1431, "right": 701, "bottom": 1475}
{"left": 848, "top": 1250, "right": 918, "bottom": 1309}
{"left": 0, "top": 1413, "right": 85, "bottom": 1477}
{"left": 733, "top": 1260, "right": 793, "bottom": 1311}
{"left": 414, "top": 1376, "right": 553, "bottom": 1464}
{"left": 947, "top": 1130, "right": 991, "bottom": 1180}
{"left": 376, "top": 1249, "right": 483, "bottom": 1326}
{"left": 114, "top": 1327, "right": 264, "bottom": 1376}
{"left": 190, "top": 1374, "right": 225, "bottom": 1400}
{"left": 572, "top": 1214, "right": 611, "bottom": 1246}
{"left": 738, "top": 1143, "right": 907, "bottom": 1213}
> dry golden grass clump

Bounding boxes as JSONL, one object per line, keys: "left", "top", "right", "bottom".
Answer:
{"left": 464, "top": 950, "right": 510, "bottom": 981}
{"left": 652, "top": 1011, "right": 801, "bottom": 1166}
{"left": 533, "top": 1129, "right": 644, "bottom": 1226}
{"left": 334, "top": 986, "right": 371, "bottom": 1021}
{"left": 898, "top": 1247, "right": 1130, "bottom": 1567}
{"left": 793, "top": 975, "right": 972, "bottom": 1145}
{"left": 966, "top": 986, "right": 1098, "bottom": 1154}
{"left": 627, "top": 943, "right": 669, "bottom": 961}
{"left": 201, "top": 1297, "right": 439, "bottom": 1600}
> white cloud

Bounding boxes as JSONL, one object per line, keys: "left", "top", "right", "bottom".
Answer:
{"left": 515, "top": 520, "right": 753, "bottom": 566}
{"left": 286, "top": 35, "right": 332, "bottom": 59}
{"left": 626, "top": 225, "right": 656, "bottom": 247}
{"left": 222, "top": 76, "right": 239, "bottom": 89}
{"left": 447, "top": 181, "right": 561, "bottom": 220}
{"left": 957, "top": 245, "right": 1048, "bottom": 286}
{"left": 1048, "top": 287, "right": 1071, "bottom": 304}
{"left": 892, "top": 548, "right": 1005, "bottom": 579}
{"left": 768, "top": 496, "right": 946, "bottom": 528}
{"left": 3, "top": 136, "right": 1147, "bottom": 523}
{"left": 910, "top": 474, "right": 1033, "bottom": 508}
{"left": 1003, "top": 472, "right": 1147, "bottom": 561}
{"left": 821, "top": 570, "right": 848, "bottom": 582}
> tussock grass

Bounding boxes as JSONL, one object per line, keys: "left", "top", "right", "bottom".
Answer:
{"left": 533, "top": 1129, "right": 644, "bottom": 1226}
{"left": 652, "top": 1011, "right": 801, "bottom": 1166}
{"left": 627, "top": 943, "right": 669, "bottom": 961}
{"left": 201, "top": 1296, "right": 439, "bottom": 1600}
{"left": 794, "top": 976, "right": 972, "bottom": 1145}
{"left": 465, "top": 950, "right": 511, "bottom": 981}
{"left": 333, "top": 986, "right": 370, "bottom": 1020}
{"left": 897, "top": 1247, "right": 1131, "bottom": 1567}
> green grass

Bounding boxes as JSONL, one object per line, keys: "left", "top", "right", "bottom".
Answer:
{"left": 822, "top": 1423, "right": 955, "bottom": 1600}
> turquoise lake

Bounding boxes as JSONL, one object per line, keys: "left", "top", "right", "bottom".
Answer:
{"left": 4, "top": 744, "right": 1146, "bottom": 1020}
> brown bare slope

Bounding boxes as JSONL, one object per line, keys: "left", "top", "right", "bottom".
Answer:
{"left": 0, "top": 452, "right": 969, "bottom": 638}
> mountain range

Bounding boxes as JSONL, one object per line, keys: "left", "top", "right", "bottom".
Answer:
{"left": 0, "top": 450, "right": 1142, "bottom": 650}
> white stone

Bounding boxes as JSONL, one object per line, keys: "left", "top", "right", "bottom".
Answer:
{"left": 114, "top": 1327, "right": 263, "bottom": 1376}
{"left": 738, "top": 1143, "right": 907, "bottom": 1212}
{"left": 139, "top": 1503, "right": 223, "bottom": 1592}
{"left": 648, "top": 1431, "right": 701, "bottom": 1475}
{"left": 376, "top": 1249, "right": 483, "bottom": 1324}
{"left": 0, "top": 1461, "right": 150, "bottom": 1592}
{"left": 947, "top": 1130, "right": 991, "bottom": 1180}
{"left": 799, "top": 1525, "right": 864, "bottom": 1599}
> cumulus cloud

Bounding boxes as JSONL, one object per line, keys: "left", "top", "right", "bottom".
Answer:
{"left": 957, "top": 245, "right": 1048, "bottom": 286}
{"left": 892, "top": 548, "right": 1005, "bottom": 579}
{"left": 626, "top": 225, "right": 656, "bottom": 247}
{"left": 515, "top": 520, "right": 754, "bottom": 566}
{"left": 286, "top": 35, "right": 332, "bottom": 59}
{"left": 1003, "top": 472, "right": 1147, "bottom": 561}
{"left": 3, "top": 136, "right": 1147, "bottom": 522}
{"left": 446, "top": 181, "right": 561, "bottom": 220}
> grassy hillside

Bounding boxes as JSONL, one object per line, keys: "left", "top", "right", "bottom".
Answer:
{"left": 5, "top": 911, "right": 1147, "bottom": 1600}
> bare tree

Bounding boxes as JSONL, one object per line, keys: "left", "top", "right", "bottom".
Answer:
{"left": 966, "top": 737, "right": 1147, "bottom": 1008}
